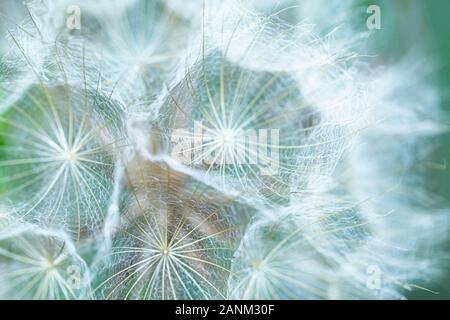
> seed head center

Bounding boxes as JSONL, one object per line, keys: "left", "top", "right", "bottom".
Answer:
{"left": 218, "top": 129, "right": 237, "bottom": 146}
{"left": 64, "top": 150, "right": 78, "bottom": 163}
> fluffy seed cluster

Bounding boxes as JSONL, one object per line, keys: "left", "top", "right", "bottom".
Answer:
{"left": 0, "top": 0, "right": 448, "bottom": 299}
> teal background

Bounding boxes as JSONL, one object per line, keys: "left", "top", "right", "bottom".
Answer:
{"left": 355, "top": 0, "right": 450, "bottom": 299}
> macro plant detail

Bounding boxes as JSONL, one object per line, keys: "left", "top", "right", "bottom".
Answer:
{"left": 0, "top": 64, "right": 125, "bottom": 240}
{"left": 0, "top": 0, "right": 449, "bottom": 301}
{"left": 0, "top": 225, "right": 89, "bottom": 299}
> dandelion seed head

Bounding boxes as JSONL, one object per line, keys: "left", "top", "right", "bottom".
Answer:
{"left": 92, "top": 157, "right": 250, "bottom": 300}
{"left": 228, "top": 197, "right": 417, "bottom": 299}
{"left": 0, "top": 0, "right": 448, "bottom": 301}
{"left": 0, "top": 225, "right": 90, "bottom": 299}
{"left": 0, "top": 50, "right": 127, "bottom": 239}
{"left": 150, "top": 8, "right": 364, "bottom": 206}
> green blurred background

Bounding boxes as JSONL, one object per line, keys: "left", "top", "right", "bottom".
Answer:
{"left": 356, "top": 0, "right": 450, "bottom": 299}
